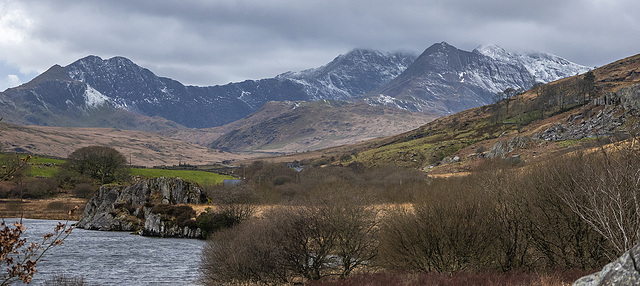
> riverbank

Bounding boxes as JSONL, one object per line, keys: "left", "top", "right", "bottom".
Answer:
{"left": 0, "top": 194, "right": 87, "bottom": 221}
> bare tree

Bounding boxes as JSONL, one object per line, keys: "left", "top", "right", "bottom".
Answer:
{"left": 552, "top": 144, "right": 640, "bottom": 258}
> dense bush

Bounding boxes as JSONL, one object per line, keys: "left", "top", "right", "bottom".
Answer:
{"left": 307, "top": 270, "right": 591, "bottom": 286}
{"left": 240, "top": 162, "right": 428, "bottom": 204}
{"left": 9, "top": 178, "right": 58, "bottom": 199}
{"left": 203, "top": 184, "right": 257, "bottom": 205}
{"left": 379, "top": 174, "right": 495, "bottom": 272}
{"left": 150, "top": 204, "right": 196, "bottom": 228}
{"left": 72, "top": 183, "right": 95, "bottom": 199}
{"left": 196, "top": 205, "right": 253, "bottom": 239}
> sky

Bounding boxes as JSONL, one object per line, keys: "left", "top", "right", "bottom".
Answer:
{"left": 1, "top": 0, "right": 639, "bottom": 91}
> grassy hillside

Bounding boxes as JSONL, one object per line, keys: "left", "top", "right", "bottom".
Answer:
{"left": 5, "top": 154, "right": 234, "bottom": 185}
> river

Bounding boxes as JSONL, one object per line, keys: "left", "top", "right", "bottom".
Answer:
{"left": 5, "top": 219, "right": 205, "bottom": 285}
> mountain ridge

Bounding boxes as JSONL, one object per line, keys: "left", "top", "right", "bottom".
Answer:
{"left": 0, "top": 48, "right": 416, "bottom": 129}
{"left": 0, "top": 43, "right": 588, "bottom": 132}
{"left": 363, "top": 42, "right": 589, "bottom": 115}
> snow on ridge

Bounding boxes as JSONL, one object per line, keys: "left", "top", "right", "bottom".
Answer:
{"left": 474, "top": 44, "right": 590, "bottom": 84}
{"left": 473, "top": 44, "right": 517, "bottom": 64}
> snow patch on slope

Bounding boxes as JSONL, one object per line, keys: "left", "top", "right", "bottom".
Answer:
{"left": 84, "top": 85, "right": 110, "bottom": 108}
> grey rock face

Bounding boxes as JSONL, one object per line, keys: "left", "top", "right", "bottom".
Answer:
{"left": 142, "top": 210, "right": 202, "bottom": 238}
{"left": 619, "top": 84, "right": 640, "bottom": 115}
{"left": 573, "top": 243, "right": 640, "bottom": 286}
{"left": 534, "top": 85, "right": 640, "bottom": 142}
{"left": 485, "top": 136, "right": 532, "bottom": 159}
{"left": 76, "top": 177, "right": 205, "bottom": 238}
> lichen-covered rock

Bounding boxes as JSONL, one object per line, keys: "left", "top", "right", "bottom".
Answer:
{"left": 76, "top": 177, "right": 205, "bottom": 238}
{"left": 573, "top": 243, "right": 640, "bottom": 286}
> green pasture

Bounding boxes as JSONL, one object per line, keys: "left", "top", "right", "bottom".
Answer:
{"left": 2, "top": 154, "right": 233, "bottom": 185}
{"left": 130, "top": 168, "right": 234, "bottom": 185}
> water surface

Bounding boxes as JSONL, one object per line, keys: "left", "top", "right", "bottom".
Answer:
{"left": 5, "top": 219, "right": 204, "bottom": 285}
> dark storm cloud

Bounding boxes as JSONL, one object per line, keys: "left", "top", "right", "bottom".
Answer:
{"left": 0, "top": 0, "right": 638, "bottom": 91}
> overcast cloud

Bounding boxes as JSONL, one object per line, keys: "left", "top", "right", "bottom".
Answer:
{"left": 1, "top": 0, "right": 639, "bottom": 91}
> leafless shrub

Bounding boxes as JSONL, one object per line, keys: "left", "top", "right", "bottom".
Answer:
{"left": 72, "top": 183, "right": 95, "bottom": 199}
{"left": 200, "top": 196, "right": 380, "bottom": 284}
{"left": 378, "top": 177, "right": 496, "bottom": 273}
{"left": 203, "top": 183, "right": 257, "bottom": 205}
{"left": 1, "top": 207, "right": 77, "bottom": 285}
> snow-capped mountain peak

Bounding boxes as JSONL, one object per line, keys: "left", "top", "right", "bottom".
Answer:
{"left": 473, "top": 44, "right": 517, "bottom": 63}
{"left": 473, "top": 44, "right": 590, "bottom": 83}
{"left": 365, "top": 42, "right": 591, "bottom": 115}
{"left": 276, "top": 48, "right": 417, "bottom": 101}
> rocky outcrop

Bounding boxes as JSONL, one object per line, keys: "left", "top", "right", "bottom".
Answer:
{"left": 141, "top": 211, "right": 202, "bottom": 238}
{"left": 535, "top": 107, "right": 625, "bottom": 141}
{"left": 485, "top": 136, "right": 532, "bottom": 159}
{"left": 536, "top": 84, "right": 640, "bottom": 142}
{"left": 619, "top": 83, "right": 640, "bottom": 115}
{"left": 573, "top": 243, "right": 640, "bottom": 286}
{"left": 76, "top": 177, "right": 206, "bottom": 238}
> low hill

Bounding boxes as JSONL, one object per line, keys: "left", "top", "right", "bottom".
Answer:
{"left": 205, "top": 100, "right": 437, "bottom": 155}
{"left": 0, "top": 122, "right": 243, "bottom": 167}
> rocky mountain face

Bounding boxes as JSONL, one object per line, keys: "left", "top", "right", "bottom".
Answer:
{"left": 0, "top": 64, "right": 185, "bottom": 131}
{"left": 277, "top": 49, "right": 416, "bottom": 101}
{"left": 535, "top": 83, "right": 640, "bottom": 142}
{"left": 0, "top": 50, "right": 415, "bottom": 129}
{"left": 363, "top": 42, "right": 589, "bottom": 115}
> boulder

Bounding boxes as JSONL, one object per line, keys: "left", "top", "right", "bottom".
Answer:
{"left": 76, "top": 177, "right": 205, "bottom": 238}
{"left": 574, "top": 243, "right": 640, "bottom": 286}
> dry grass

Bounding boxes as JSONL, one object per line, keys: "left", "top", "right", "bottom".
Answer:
{"left": 0, "top": 122, "right": 245, "bottom": 167}
{"left": 0, "top": 194, "right": 86, "bottom": 221}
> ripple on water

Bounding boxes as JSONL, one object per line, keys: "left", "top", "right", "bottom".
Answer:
{"left": 4, "top": 219, "right": 205, "bottom": 285}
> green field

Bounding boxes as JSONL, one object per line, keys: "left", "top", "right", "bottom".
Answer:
{"left": 130, "top": 168, "right": 234, "bottom": 185}
{"left": 2, "top": 154, "right": 234, "bottom": 185}
{"left": 28, "top": 156, "right": 66, "bottom": 164}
